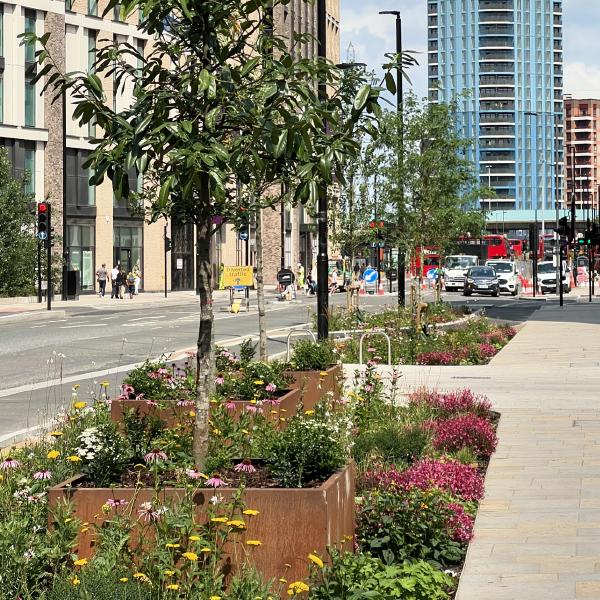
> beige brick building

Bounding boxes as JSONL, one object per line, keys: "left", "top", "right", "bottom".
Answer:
{"left": 1, "top": 1, "right": 339, "bottom": 293}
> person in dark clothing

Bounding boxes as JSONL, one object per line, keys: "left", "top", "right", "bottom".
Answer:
{"left": 115, "top": 269, "right": 125, "bottom": 299}
{"left": 306, "top": 273, "right": 317, "bottom": 295}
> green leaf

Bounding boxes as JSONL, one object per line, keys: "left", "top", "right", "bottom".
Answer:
{"left": 158, "top": 176, "right": 174, "bottom": 207}
{"left": 384, "top": 72, "right": 397, "bottom": 96}
{"left": 274, "top": 131, "right": 287, "bottom": 158}
{"left": 353, "top": 84, "right": 371, "bottom": 111}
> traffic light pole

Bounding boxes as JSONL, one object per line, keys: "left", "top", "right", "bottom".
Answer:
{"left": 37, "top": 240, "right": 42, "bottom": 304}
{"left": 164, "top": 224, "right": 168, "bottom": 299}
{"left": 558, "top": 242, "right": 564, "bottom": 307}
{"left": 47, "top": 204, "right": 52, "bottom": 312}
{"left": 589, "top": 243, "right": 593, "bottom": 303}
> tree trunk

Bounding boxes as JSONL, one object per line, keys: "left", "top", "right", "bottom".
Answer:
{"left": 256, "top": 207, "right": 268, "bottom": 361}
{"left": 194, "top": 200, "right": 215, "bottom": 467}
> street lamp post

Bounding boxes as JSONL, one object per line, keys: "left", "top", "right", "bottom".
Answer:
{"left": 526, "top": 111, "right": 539, "bottom": 294}
{"left": 486, "top": 165, "right": 491, "bottom": 229}
{"left": 379, "top": 10, "right": 404, "bottom": 307}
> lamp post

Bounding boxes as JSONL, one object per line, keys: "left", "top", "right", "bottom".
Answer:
{"left": 379, "top": 10, "right": 404, "bottom": 307}
{"left": 526, "top": 111, "right": 539, "bottom": 294}
{"left": 486, "top": 165, "right": 491, "bottom": 229}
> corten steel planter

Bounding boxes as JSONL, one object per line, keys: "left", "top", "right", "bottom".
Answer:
{"left": 285, "top": 364, "right": 342, "bottom": 410}
{"left": 48, "top": 462, "right": 355, "bottom": 584}
{"left": 110, "top": 388, "right": 300, "bottom": 426}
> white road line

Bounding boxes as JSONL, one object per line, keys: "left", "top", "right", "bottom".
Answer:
{"left": 30, "top": 325, "right": 45, "bottom": 329}
{"left": 59, "top": 324, "right": 102, "bottom": 329}
{"left": 128, "top": 315, "right": 165, "bottom": 322}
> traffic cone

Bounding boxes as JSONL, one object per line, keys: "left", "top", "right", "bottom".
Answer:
{"left": 377, "top": 281, "right": 385, "bottom": 295}
{"left": 359, "top": 280, "right": 366, "bottom": 296}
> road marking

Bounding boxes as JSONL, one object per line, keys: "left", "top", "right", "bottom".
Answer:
{"left": 30, "top": 325, "right": 45, "bottom": 328}
{"left": 127, "top": 315, "right": 165, "bottom": 322}
{"left": 59, "top": 324, "right": 102, "bottom": 329}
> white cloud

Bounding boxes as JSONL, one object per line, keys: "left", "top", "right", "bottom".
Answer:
{"left": 564, "top": 62, "right": 600, "bottom": 99}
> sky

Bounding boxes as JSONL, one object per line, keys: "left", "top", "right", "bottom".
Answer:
{"left": 341, "top": 0, "right": 600, "bottom": 101}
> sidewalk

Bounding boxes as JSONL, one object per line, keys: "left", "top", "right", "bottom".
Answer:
{"left": 344, "top": 305, "right": 600, "bottom": 599}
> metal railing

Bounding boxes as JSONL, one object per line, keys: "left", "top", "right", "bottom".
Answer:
{"left": 285, "top": 328, "right": 316, "bottom": 361}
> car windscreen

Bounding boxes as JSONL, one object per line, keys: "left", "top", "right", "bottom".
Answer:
{"left": 445, "top": 257, "right": 477, "bottom": 269}
{"left": 470, "top": 267, "right": 495, "bottom": 277}
{"left": 537, "top": 263, "right": 556, "bottom": 274}
{"left": 487, "top": 263, "right": 512, "bottom": 273}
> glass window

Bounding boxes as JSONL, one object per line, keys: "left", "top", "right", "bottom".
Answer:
{"left": 88, "top": 0, "right": 98, "bottom": 17}
{"left": 0, "top": 5, "right": 4, "bottom": 56}
{"left": 67, "top": 224, "right": 95, "bottom": 291}
{"left": 0, "top": 76, "right": 3, "bottom": 124}
{"left": 24, "top": 10, "right": 36, "bottom": 62}
{"left": 24, "top": 81, "right": 36, "bottom": 127}
{"left": 24, "top": 145, "right": 35, "bottom": 195}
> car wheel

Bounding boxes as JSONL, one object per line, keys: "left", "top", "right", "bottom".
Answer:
{"left": 511, "top": 288, "right": 518, "bottom": 296}
{"left": 492, "top": 289, "right": 499, "bottom": 297}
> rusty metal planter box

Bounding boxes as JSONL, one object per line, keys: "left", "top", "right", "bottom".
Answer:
{"left": 285, "top": 364, "right": 342, "bottom": 410}
{"left": 48, "top": 462, "right": 355, "bottom": 585}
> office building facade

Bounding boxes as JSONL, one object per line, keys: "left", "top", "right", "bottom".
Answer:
{"left": 428, "top": 0, "right": 564, "bottom": 227}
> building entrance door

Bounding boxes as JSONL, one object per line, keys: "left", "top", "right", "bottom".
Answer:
{"left": 115, "top": 248, "right": 132, "bottom": 272}
{"left": 172, "top": 223, "right": 194, "bottom": 290}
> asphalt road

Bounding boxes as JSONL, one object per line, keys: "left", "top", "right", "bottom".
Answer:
{"left": 0, "top": 288, "right": 591, "bottom": 441}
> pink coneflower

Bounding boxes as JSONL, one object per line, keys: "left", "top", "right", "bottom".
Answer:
{"left": 215, "top": 375, "right": 225, "bottom": 385}
{"left": 33, "top": 470, "right": 52, "bottom": 480}
{"left": 145, "top": 399, "right": 158, "bottom": 407}
{"left": 144, "top": 449, "right": 167, "bottom": 464}
{"left": 185, "top": 468, "right": 203, "bottom": 480}
{"left": 263, "top": 398, "right": 281, "bottom": 406}
{"left": 364, "top": 384, "right": 374, "bottom": 393}
{"left": 121, "top": 384, "right": 135, "bottom": 396}
{"left": 367, "top": 347, "right": 376, "bottom": 353}
{"left": 106, "top": 498, "right": 128, "bottom": 508}
{"left": 225, "top": 401, "right": 237, "bottom": 413}
{"left": 177, "top": 399, "right": 195, "bottom": 407}
{"left": 0, "top": 457, "right": 20, "bottom": 470}
{"left": 265, "top": 383, "right": 277, "bottom": 393}
{"left": 205, "top": 474, "right": 226, "bottom": 488}
{"left": 138, "top": 501, "right": 161, "bottom": 522}
{"left": 245, "top": 404, "right": 260, "bottom": 414}
{"left": 234, "top": 459, "right": 256, "bottom": 474}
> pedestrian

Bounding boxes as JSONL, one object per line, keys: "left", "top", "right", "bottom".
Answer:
{"left": 297, "top": 263, "right": 305, "bottom": 292}
{"left": 96, "top": 263, "right": 108, "bottom": 297}
{"left": 116, "top": 268, "right": 125, "bottom": 299}
{"left": 126, "top": 271, "right": 136, "bottom": 299}
{"left": 306, "top": 273, "right": 316, "bottom": 295}
{"left": 110, "top": 264, "right": 120, "bottom": 299}
{"left": 133, "top": 265, "right": 141, "bottom": 295}
{"left": 329, "top": 267, "right": 339, "bottom": 294}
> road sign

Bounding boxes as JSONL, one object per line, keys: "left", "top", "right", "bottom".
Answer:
{"left": 239, "top": 230, "right": 249, "bottom": 241}
{"left": 38, "top": 231, "right": 48, "bottom": 241}
{"left": 222, "top": 266, "right": 253, "bottom": 287}
{"left": 363, "top": 267, "right": 378, "bottom": 284}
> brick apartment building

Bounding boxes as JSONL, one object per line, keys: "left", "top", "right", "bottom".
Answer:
{"left": 565, "top": 98, "right": 600, "bottom": 212}
{"left": 0, "top": 1, "right": 339, "bottom": 294}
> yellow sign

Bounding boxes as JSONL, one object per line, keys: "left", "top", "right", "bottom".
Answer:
{"left": 222, "top": 266, "right": 253, "bottom": 287}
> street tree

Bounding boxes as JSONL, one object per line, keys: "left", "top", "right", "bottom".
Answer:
{"left": 24, "top": 0, "right": 383, "bottom": 464}
{"left": 0, "top": 149, "right": 37, "bottom": 298}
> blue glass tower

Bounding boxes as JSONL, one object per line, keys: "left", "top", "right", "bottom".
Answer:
{"left": 428, "top": 0, "right": 564, "bottom": 227}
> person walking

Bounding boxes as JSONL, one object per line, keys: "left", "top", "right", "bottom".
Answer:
{"left": 329, "top": 267, "right": 339, "bottom": 295}
{"left": 126, "top": 271, "right": 136, "bottom": 299}
{"left": 297, "top": 263, "right": 305, "bottom": 292}
{"left": 96, "top": 263, "right": 108, "bottom": 297}
{"left": 133, "top": 266, "right": 141, "bottom": 295}
{"left": 115, "top": 268, "right": 125, "bottom": 299}
{"left": 110, "top": 264, "right": 120, "bottom": 299}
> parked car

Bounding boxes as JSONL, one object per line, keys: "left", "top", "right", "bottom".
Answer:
{"left": 537, "top": 261, "right": 570, "bottom": 294}
{"left": 463, "top": 266, "right": 500, "bottom": 297}
{"left": 485, "top": 260, "right": 521, "bottom": 296}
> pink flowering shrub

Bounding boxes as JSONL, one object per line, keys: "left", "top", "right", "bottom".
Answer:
{"left": 360, "top": 458, "right": 484, "bottom": 501}
{"left": 416, "top": 349, "right": 468, "bottom": 365}
{"left": 409, "top": 388, "right": 493, "bottom": 419}
{"left": 433, "top": 415, "right": 498, "bottom": 458}
{"left": 477, "top": 342, "right": 497, "bottom": 358}
{"left": 446, "top": 502, "right": 475, "bottom": 543}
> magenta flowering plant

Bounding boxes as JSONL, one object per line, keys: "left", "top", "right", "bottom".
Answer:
{"left": 408, "top": 389, "right": 493, "bottom": 419}
{"left": 477, "top": 342, "right": 497, "bottom": 359}
{"left": 361, "top": 459, "right": 484, "bottom": 502}
{"left": 432, "top": 415, "right": 498, "bottom": 458}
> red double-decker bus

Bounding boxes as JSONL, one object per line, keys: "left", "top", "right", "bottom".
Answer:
{"left": 410, "top": 246, "right": 441, "bottom": 277}
{"left": 456, "top": 235, "right": 512, "bottom": 261}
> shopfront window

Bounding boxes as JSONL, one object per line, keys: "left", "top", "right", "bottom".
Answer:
{"left": 67, "top": 224, "right": 95, "bottom": 291}
{"left": 113, "top": 225, "right": 143, "bottom": 275}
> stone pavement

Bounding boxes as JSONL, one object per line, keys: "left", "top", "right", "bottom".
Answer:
{"left": 345, "top": 304, "right": 600, "bottom": 599}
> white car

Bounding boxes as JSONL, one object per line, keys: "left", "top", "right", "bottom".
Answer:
{"left": 485, "top": 260, "right": 521, "bottom": 296}
{"left": 537, "top": 261, "right": 570, "bottom": 294}
{"left": 443, "top": 255, "right": 479, "bottom": 291}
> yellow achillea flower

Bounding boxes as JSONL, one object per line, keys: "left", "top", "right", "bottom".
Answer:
{"left": 166, "top": 584, "right": 180, "bottom": 590}
{"left": 246, "top": 540, "right": 262, "bottom": 546}
{"left": 47, "top": 450, "right": 60, "bottom": 460}
{"left": 182, "top": 551, "right": 198, "bottom": 561}
{"left": 319, "top": 371, "right": 328, "bottom": 377}
{"left": 200, "top": 547, "right": 212, "bottom": 553}
{"left": 73, "top": 401, "right": 87, "bottom": 410}
{"left": 100, "top": 380, "right": 110, "bottom": 387}
{"left": 73, "top": 558, "right": 87, "bottom": 567}
{"left": 67, "top": 455, "right": 81, "bottom": 462}
{"left": 133, "top": 572, "right": 149, "bottom": 582}
{"left": 210, "top": 596, "right": 222, "bottom": 600}
{"left": 165, "top": 543, "right": 180, "bottom": 548}
{"left": 304, "top": 410, "right": 315, "bottom": 416}
{"left": 242, "top": 509, "right": 259, "bottom": 516}
{"left": 119, "top": 577, "right": 128, "bottom": 582}
{"left": 49, "top": 431, "right": 63, "bottom": 437}
{"left": 164, "top": 570, "right": 175, "bottom": 576}
{"left": 253, "top": 380, "right": 264, "bottom": 385}
{"left": 189, "top": 535, "right": 200, "bottom": 541}
{"left": 226, "top": 519, "right": 246, "bottom": 529}
{"left": 211, "top": 517, "right": 228, "bottom": 523}
{"left": 80, "top": 527, "right": 89, "bottom": 533}
{"left": 71, "top": 577, "right": 81, "bottom": 586}
{"left": 287, "top": 581, "right": 309, "bottom": 595}
{"left": 308, "top": 554, "right": 324, "bottom": 568}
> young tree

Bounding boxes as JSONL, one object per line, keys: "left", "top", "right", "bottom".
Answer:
{"left": 378, "top": 95, "right": 485, "bottom": 302}
{"left": 25, "top": 0, "right": 382, "bottom": 464}
{"left": 0, "top": 149, "right": 37, "bottom": 298}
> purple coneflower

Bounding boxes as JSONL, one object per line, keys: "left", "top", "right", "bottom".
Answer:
{"left": 234, "top": 459, "right": 256, "bottom": 474}
{"left": 215, "top": 375, "right": 225, "bottom": 385}
{"left": 33, "top": 470, "right": 52, "bottom": 480}
{"left": 145, "top": 399, "right": 158, "bottom": 407}
{"left": 138, "top": 501, "right": 160, "bottom": 522}
{"left": 177, "top": 399, "right": 195, "bottom": 407}
{"left": 121, "top": 384, "right": 135, "bottom": 397}
{"left": 245, "top": 404, "right": 260, "bottom": 414}
{"left": 106, "top": 498, "right": 128, "bottom": 508}
{"left": 185, "top": 468, "right": 202, "bottom": 480}
{"left": 265, "top": 383, "right": 277, "bottom": 393}
{"left": 144, "top": 449, "right": 167, "bottom": 464}
{"left": 205, "top": 474, "right": 226, "bottom": 488}
{"left": 0, "top": 457, "right": 20, "bottom": 470}
{"left": 263, "top": 398, "right": 281, "bottom": 407}
{"left": 225, "top": 401, "right": 237, "bottom": 413}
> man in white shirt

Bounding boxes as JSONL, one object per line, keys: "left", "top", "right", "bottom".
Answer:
{"left": 110, "top": 265, "right": 119, "bottom": 299}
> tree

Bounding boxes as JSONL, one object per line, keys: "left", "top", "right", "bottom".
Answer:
{"left": 377, "top": 95, "right": 485, "bottom": 301}
{"left": 0, "top": 149, "right": 37, "bottom": 298}
{"left": 25, "top": 0, "right": 383, "bottom": 464}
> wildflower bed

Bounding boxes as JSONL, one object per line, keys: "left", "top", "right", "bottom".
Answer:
{"left": 0, "top": 354, "right": 499, "bottom": 599}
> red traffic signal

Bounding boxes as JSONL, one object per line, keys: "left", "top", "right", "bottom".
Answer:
{"left": 38, "top": 202, "right": 48, "bottom": 213}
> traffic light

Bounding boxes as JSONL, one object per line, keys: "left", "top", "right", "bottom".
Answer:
{"left": 554, "top": 216, "right": 569, "bottom": 238}
{"left": 164, "top": 237, "right": 172, "bottom": 252}
{"left": 37, "top": 202, "right": 50, "bottom": 247}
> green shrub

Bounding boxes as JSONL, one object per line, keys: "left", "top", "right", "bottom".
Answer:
{"left": 216, "top": 361, "right": 291, "bottom": 401}
{"left": 310, "top": 551, "right": 455, "bottom": 600}
{"left": 289, "top": 339, "right": 337, "bottom": 371}
{"left": 353, "top": 423, "right": 431, "bottom": 467}
{"left": 47, "top": 570, "right": 155, "bottom": 600}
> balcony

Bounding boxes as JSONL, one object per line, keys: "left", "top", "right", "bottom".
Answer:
{"left": 479, "top": 1, "right": 513, "bottom": 10}
{"left": 479, "top": 25, "right": 514, "bottom": 35}
{"left": 479, "top": 12, "right": 512, "bottom": 23}
{"left": 480, "top": 74, "right": 514, "bottom": 85}
{"left": 572, "top": 115, "right": 592, "bottom": 121}
{"left": 479, "top": 87, "right": 515, "bottom": 99}
{"left": 480, "top": 62, "right": 514, "bottom": 73}
{"left": 480, "top": 126, "right": 515, "bottom": 136}
{"left": 480, "top": 150, "right": 515, "bottom": 161}
{"left": 480, "top": 50, "right": 514, "bottom": 61}
{"left": 480, "top": 100, "right": 515, "bottom": 111}
{"left": 480, "top": 112, "right": 515, "bottom": 124}
{"left": 479, "top": 37, "right": 514, "bottom": 48}
{"left": 480, "top": 139, "right": 515, "bottom": 149}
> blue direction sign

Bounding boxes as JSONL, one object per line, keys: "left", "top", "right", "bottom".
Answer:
{"left": 38, "top": 231, "right": 48, "bottom": 241}
{"left": 239, "top": 230, "right": 249, "bottom": 241}
{"left": 363, "top": 267, "right": 378, "bottom": 284}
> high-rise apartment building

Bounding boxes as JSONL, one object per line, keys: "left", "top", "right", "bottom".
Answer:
{"left": 1, "top": 1, "right": 339, "bottom": 295}
{"left": 564, "top": 98, "right": 600, "bottom": 213}
{"left": 428, "top": 0, "right": 564, "bottom": 227}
